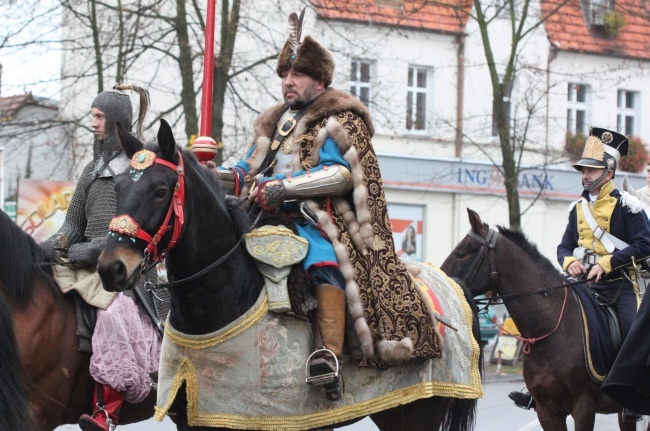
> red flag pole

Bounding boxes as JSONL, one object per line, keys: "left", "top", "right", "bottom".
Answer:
{"left": 192, "top": 0, "right": 218, "bottom": 164}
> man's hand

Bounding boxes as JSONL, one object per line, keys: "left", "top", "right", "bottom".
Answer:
{"left": 587, "top": 263, "right": 605, "bottom": 282}
{"left": 254, "top": 179, "right": 286, "bottom": 211}
{"left": 567, "top": 260, "right": 587, "bottom": 278}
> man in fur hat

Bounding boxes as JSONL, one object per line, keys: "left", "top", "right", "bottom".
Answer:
{"left": 42, "top": 86, "right": 163, "bottom": 431}
{"left": 215, "top": 10, "right": 441, "bottom": 400}
{"left": 508, "top": 127, "right": 650, "bottom": 419}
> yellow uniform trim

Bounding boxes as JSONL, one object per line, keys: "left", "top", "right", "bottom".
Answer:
{"left": 575, "top": 181, "right": 617, "bottom": 274}
{"left": 596, "top": 255, "right": 613, "bottom": 273}
{"left": 563, "top": 256, "right": 578, "bottom": 271}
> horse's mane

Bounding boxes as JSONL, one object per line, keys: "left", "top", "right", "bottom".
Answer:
{"left": 496, "top": 225, "right": 563, "bottom": 277}
{"left": 0, "top": 210, "right": 60, "bottom": 307}
{"left": 169, "top": 145, "right": 253, "bottom": 237}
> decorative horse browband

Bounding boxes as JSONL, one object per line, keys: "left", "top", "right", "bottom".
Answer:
{"left": 109, "top": 149, "right": 186, "bottom": 262}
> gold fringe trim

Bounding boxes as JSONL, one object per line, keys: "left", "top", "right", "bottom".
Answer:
{"left": 156, "top": 378, "right": 481, "bottom": 429}
{"left": 154, "top": 357, "right": 199, "bottom": 422}
{"left": 423, "top": 264, "right": 483, "bottom": 392}
{"left": 164, "top": 295, "right": 268, "bottom": 349}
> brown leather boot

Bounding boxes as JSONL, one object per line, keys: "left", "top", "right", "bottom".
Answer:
{"left": 79, "top": 383, "right": 123, "bottom": 431}
{"left": 306, "top": 284, "right": 346, "bottom": 400}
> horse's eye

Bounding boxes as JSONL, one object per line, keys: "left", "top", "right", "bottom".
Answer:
{"left": 455, "top": 250, "right": 467, "bottom": 259}
{"left": 155, "top": 188, "right": 168, "bottom": 199}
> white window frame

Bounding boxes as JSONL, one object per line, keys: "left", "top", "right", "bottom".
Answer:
{"left": 350, "top": 60, "right": 373, "bottom": 108}
{"left": 567, "top": 83, "right": 591, "bottom": 135}
{"left": 406, "top": 66, "right": 432, "bottom": 133}
{"left": 588, "top": 0, "right": 611, "bottom": 25}
{"left": 617, "top": 89, "right": 639, "bottom": 136}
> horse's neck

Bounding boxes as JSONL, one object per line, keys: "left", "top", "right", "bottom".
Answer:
{"left": 497, "top": 249, "right": 573, "bottom": 338}
{"left": 165, "top": 184, "right": 264, "bottom": 335}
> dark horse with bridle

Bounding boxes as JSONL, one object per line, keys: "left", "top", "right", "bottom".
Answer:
{"left": 0, "top": 200, "right": 158, "bottom": 430}
{"left": 441, "top": 208, "right": 638, "bottom": 431}
{"left": 97, "top": 119, "right": 483, "bottom": 431}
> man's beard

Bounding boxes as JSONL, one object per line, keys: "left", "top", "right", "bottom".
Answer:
{"left": 284, "top": 82, "right": 320, "bottom": 109}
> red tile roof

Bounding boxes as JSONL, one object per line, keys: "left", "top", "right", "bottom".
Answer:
{"left": 0, "top": 93, "right": 35, "bottom": 121}
{"left": 0, "top": 93, "right": 57, "bottom": 121}
{"left": 312, "top": 0, "right": 473, "bottom": 35}
{"left": 543, "top": 0, "right": 650, "bottom": 60}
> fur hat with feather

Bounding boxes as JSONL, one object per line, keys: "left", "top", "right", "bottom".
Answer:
{"left": 276, "top": 8, "right": 335, "bottom": 87}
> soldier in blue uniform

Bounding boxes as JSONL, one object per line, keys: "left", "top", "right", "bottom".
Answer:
{"left": 509, "top": 127, "right": 650, "bottom": 420}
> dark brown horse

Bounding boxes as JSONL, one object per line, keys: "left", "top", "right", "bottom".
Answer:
{"left": 441, "top": 208, "right": 637, "bottom": 431}
{"left": 0, "top": 208, "right": 157, "bottom": 430}
{"left": 96, "top": 119, "right": 483, "bottom": 431}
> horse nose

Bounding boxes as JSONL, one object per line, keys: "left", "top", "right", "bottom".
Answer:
{"left": 97, "top": 255, "right": 128, "bottom": 292}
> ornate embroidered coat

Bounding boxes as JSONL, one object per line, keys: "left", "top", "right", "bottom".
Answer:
{"left": 237, "top": 88, "right": 441, "bottom": 367}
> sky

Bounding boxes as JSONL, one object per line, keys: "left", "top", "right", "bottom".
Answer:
{"left": 1, "top": 0, "right": 62, "bottom": 100}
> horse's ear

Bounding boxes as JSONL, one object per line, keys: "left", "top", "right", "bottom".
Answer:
{"left": 622, "top": 176, "right": 638, "bottom": 198}
{"left": 157, "top": 119, "right": 178, "bottom": 164}
{"left": 116, "top": 121, "right": 143, "bottom": 158}
{"left": 467, "top": 208, "right": 487, "bottom": 235}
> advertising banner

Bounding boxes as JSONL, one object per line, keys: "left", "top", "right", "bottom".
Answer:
{"left": 16, "top": 179, "right": 74, "bottom": 243}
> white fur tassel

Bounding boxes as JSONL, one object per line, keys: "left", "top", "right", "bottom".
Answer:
{"left": 376, "top": 338, "right": 414, "bottom": 363}
{"left": 620, "top": 191, "right": 644, "bottom": 213}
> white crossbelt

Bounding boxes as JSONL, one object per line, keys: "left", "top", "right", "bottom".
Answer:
{"left": 580, "top": 199, "right": 629, "bottom": 253}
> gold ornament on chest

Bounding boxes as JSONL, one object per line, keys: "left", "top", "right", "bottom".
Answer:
{"left": 281, "top": 135, "right": 295, "bottom": 155}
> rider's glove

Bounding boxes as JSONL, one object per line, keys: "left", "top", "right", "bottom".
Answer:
{"left": 256, "top": 178, "right": 286, "bottom": 212}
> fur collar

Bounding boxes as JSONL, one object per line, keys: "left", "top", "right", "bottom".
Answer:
{"left": 252, "top": 88, "right": 375, "bottom": 140}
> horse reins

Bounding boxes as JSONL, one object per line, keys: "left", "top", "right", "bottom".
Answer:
{"left": 464, "top": 228, "right": 574, "bottom": 354}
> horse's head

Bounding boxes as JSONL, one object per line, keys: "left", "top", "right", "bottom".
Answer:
{"left": 98, "top": 119, "right": 184, "bottom": 292}
{"left": 623, "top": 175, "right": 650, "bottom": 217}
{"left": 441, "top": 208, "right": 498, "bottom": 297}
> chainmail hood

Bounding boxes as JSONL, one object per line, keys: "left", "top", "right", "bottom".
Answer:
{"left": 91, "top": 89, "right": 133, "bottom": 159}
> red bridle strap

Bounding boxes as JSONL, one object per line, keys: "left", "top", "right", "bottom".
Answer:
{"left": 108, "top": 150, "right": 185, "bottom": 262}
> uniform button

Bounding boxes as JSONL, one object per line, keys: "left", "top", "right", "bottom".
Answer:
{"left": 579, "top": 228, "right": 583, "bottom": 232}
{"left": 579, "top": 220, "right": 583, "bottom": 224}
{"left": 605, "top": 217, "right": 609, "bottom": 221}
{"left": 610, "top": 199, "right": 614, "bottom": 203}
{"left": 580, "top": 236, "right": 584, "bottom": 240}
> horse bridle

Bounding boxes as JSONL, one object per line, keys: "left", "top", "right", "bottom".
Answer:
{"left": 463, "top": 229, "right": 500, "bottom": 292}
{"left": 107, "top": 149, "right": 263, "bottom": 289}
{"left": 464, "top": 227, "right": 572, "bottom": 353}
{"left": 108, "top": 149, "right": 186, "bottom": 263}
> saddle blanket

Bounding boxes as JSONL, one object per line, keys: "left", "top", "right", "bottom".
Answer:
{"left": 154, "top": 263, "right": 482, "bottom": 429}
{"left": 571, "top": 283, "right": 618, "bottom": 383}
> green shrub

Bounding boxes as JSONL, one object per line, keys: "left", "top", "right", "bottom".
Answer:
{"left": 604, "top": 10, "right": 627, "bottom": 38}
{"left": 565, "top": 131, "right": 587, "bottom": 161}
{"left": 619, "top": 136, "right": 648, "bottom": 173}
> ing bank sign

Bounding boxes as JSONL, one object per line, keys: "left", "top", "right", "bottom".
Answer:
{"left": 378, "top": 154, "right": 647, "bottom": 202}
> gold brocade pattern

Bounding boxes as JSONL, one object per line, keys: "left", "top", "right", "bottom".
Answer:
{"left": 299, "top": 112, "right": 441, "bottom": 367}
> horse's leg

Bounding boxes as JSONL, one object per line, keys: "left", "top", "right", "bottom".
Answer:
{"left": 370, "top": 396, "right": 452, "bottom": 431}
{"left": 568, "top": 396, "right": 597, "bottom": 431}
{"left": 536, "top": 405, "right": 569, "bottom": 431}
{"left": 617, "top": 411, "right": 641, "bottom": 431}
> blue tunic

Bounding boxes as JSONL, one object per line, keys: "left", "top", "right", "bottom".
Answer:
{"left": 232, "top": 137, "right": 350, "bottom": 271}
